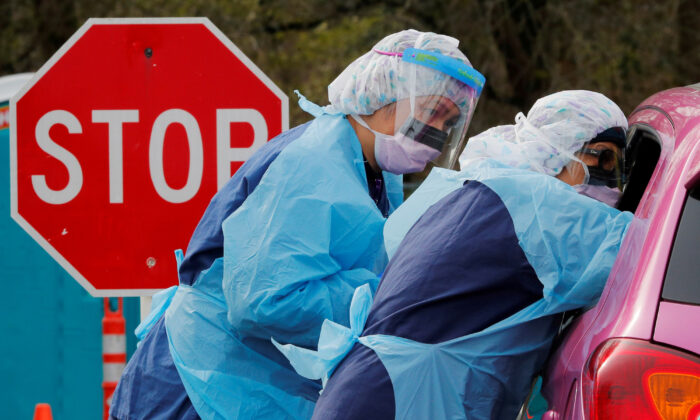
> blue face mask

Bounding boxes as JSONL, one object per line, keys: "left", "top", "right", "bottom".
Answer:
{"left": 574, "top": 184, "right": 621, "bottom": 207}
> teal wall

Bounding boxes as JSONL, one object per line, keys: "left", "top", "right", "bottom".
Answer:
{"left": 0, "top": 117, "right": 140, "bottom": 419}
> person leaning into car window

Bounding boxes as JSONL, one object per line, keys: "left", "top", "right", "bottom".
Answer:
{"left": 272, "top": 90, "right": 634, "bottom": 420}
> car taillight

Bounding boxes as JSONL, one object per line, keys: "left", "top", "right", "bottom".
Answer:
{"left": 582, "top": 338, "right": 700, "bottom": 419}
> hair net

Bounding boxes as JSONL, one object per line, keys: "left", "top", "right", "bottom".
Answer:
{"left": 323, "top": 29, "right": 475, "bottom": 116}
{"left": 459, "top": 90, "right": 628, "bottom": 176}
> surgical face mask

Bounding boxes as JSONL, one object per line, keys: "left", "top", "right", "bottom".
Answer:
{"left": 351, "top": 114, "right": 441, "bottom": 174}
{"left": 574, "top": 184, "right": 621, "bottom": 207}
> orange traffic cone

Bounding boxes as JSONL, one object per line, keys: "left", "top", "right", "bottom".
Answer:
{"left": 32, "top": 403, "right": 53, "bottom": 420}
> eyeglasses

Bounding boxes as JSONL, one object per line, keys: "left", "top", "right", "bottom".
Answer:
{"left": 579, "top": 147, "right": 626, "bottom": 189}
{"left": 579, "top": 147, "right": 622, "bottom": 173}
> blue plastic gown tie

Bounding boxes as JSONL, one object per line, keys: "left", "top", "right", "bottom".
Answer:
{"left": 272, "top": 284, "right": 373, "bottom": 388}
{"left": 133, "top": 250, "right": 184, "bottom": 341}
{"left": 294, "top": 90, "right": 327, "bottom": 118}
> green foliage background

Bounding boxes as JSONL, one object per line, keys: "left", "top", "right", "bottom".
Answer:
{"left": 2, "top": 0, "right": 698, "bottom": 174}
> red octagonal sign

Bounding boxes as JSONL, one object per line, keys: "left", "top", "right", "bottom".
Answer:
{"left": 10, "top": 18, "right": 288, "bottom": 296}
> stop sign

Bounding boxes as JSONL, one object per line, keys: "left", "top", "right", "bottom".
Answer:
{"left": 10, "top": 18, "right": 288, "bottom": 296}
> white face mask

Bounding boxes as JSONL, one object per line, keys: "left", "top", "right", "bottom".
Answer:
{"left": 351, "top": 114, "right": 440, "bottom": 175}
{"left": 574, "top": 184, "right": 621, "bottom": 207}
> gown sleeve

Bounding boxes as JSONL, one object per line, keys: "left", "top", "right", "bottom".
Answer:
{"left": 478, "top": 169, "right": 634, "bottom": 313}
{"left": 222, "top": 142, "right": 387, "bottom": 347}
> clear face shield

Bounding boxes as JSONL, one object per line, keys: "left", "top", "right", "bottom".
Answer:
{"left": 392, "top": 88, "right": 480, "bottom": 170}
{"left": 563, "top": 127, "right": 627, "bottom": 207}
{"left": 358, "top": 48, "right": 484, "bottom": 174}
{"left": 584, "top": 127, "right": 627, "bottom": 190}
{"left": 562, "top": 127, "right": 627, "bottom": 189}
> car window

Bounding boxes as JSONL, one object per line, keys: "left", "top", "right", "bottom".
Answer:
{"left": 617, "top": 125, "right": 662, "bottom": 213}
{"left": 662, "top": 185, "right": 700, "bottom": 305}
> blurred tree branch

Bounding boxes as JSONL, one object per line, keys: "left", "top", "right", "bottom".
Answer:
{"left": 1, "top": 0, "right": 696, "bottom": 146}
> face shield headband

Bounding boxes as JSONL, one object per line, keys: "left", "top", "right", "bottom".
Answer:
{"left": 393, "top": 48, "right": 486, "bottom": 95}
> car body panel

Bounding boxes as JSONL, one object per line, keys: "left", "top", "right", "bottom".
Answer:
{"left": 541, "top": 85, "right": 700, "bottom": 419}
{"left": 654, "top": 302, "right": 700, "bottom": 354}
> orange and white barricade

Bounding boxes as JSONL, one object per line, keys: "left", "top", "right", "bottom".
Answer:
{"left": 102, "top": 298, "right": 126, "bottom": 420}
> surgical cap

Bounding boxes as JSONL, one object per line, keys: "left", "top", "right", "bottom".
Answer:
{"left": 459, "top": 90, "right": 628, "bottom": 176}
{"left": 323, "top": 29, "right": 475, "bottom": 116}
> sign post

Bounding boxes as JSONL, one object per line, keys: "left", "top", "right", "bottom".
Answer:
{"left": 10, "top": 18, "right": 288, "bottom": 296}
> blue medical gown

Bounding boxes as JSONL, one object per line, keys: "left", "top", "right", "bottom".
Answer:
{"left": 110, "top": 122, "right": 312, "bottom": 420}
{"left": 276, "top": 159, "right": 633, "bottom": 420}
{"left": 164, "top": 113, "right": 403, "bottom": 420}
